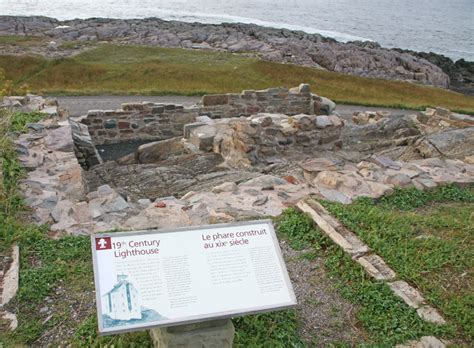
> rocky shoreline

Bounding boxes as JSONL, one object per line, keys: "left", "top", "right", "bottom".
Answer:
{"left": 0, "top": 16, "right": 472, "bottom": 93}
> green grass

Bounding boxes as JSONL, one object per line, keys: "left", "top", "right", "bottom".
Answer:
{"left": 0, "top": 227, "right": 154, "bottom": 347}
{"left": 1, "top": 43, "right": 474, "bottom": 112}
{"left": 276, "top": 207, "right": 456, "bottom": 346}
{"left": 0, "top": 35, "right": 44, "bottom": 46}
{"left": 234, "top": 310, "right": 305, "bottom": 347}
{"left": 319, "top": 184, "right": 474, "bottom": 343}
{"left": 9, "top": 110, "right": 49, "bottom": 133}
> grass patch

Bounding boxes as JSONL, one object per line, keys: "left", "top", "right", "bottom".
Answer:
{"left": 0, "top": 35, "right": 44, "bottom": 46}
{"left": 320, "top": 185, "right": 474, "bottom": 342}
{"left": 1, "top": 43, "right": 473, "bottom": 112}
{"left": 0, "top": 228, "right": 154, "bottom": 346}
{"left": 9, "top": 110, "right": 49, "bottom": 133}
{"left": 234, "top": 310, "right": 305, "bottom": 347}
{"left": 276, "top": 208, "right": 455, "bottom": 346}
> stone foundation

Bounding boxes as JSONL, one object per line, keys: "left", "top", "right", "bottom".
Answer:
{"left": 80, "top": 84, "right": 335, "bottom": 145}
{"left": 187, "top": 113, "right": 344, "bottom": 168}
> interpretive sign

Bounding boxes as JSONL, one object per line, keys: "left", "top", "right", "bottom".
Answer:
{"left": 91, "top": 220, "right": 297, "bottom": 334}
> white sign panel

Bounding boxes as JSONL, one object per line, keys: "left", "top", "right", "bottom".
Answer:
{"left": 91, "top": 220, "right": 297, "bottom": 334}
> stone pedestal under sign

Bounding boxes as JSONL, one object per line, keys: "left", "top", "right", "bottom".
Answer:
{"left": 149, "top": 319, "right": 235, "bottom": 348}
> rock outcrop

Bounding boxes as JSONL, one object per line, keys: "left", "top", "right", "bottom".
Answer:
{"left": 0, "top": 16, "right": 451, "bottom": 88}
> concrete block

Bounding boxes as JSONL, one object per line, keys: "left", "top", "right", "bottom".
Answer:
{"left": 149, "top": 319, "right": 234, "bottom": 348}
{"left": 189, "top": 125, "right": 217, "bottom": 152}
{"left": 184, "top": 122, "right": 206, "bottom": 139}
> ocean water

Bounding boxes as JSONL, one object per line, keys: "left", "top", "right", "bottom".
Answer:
{"left": 1, "top": 0, "right": 473, "bottom": 61}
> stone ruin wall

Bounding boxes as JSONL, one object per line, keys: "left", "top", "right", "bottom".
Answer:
{"left": 82, "top": 103, "right": 198, "bottom": 145}
{"left": 81, "top": 85, "right": 329, "bottom": 145}
{"left": 186, "top": 113, "right": 344, "bottom": 169}
{"left": 198, "top": 86, "right": 318, "bottom": 118}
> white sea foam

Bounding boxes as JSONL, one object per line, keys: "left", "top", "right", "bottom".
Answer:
{"left": 147, "top": 9, "right": 374, "bottom": 43}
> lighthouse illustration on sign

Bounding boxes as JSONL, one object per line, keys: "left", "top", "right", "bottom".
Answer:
{"left": 101, "top": 274, "right": 142, "bottom": 321}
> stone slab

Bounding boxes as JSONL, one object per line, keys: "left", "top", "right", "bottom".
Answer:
{"left": 416, "top": 306, "right": 446, "bottom": 325}
{"left": 388, "top": 281, "right": 425, "bottom": 309}
{"left": 395, "top": 336, "right": 446, "bottom": 348}
{"left": 1, "top": 244, "right": 19, "bottom": 306}
{"left": 356, "top": 254, "right": 396, "bottom": 281}
{"left": 297, "top": 199, "right": 369, "bottom": 257}
{"left": 0, "top": 310, "right": 18, "bottom": 331}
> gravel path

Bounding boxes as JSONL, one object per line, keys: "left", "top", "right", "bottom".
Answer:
{"left": 57, "top": 96, "right": 201, "bottom": 116}
{"left": 56, "top": 96, "right": 414, "bottom": 117}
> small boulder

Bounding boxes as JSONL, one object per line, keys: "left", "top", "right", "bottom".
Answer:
{"left": 319, "top": 97, "right": 336, "bottom": 115}
{"left": 386, "top": 174, "right": 412, "bottom": 186}
{"left": 212, "top": 182, "right": 238, "bottom": 194}
{"left": 315, "top": 115, "right": 333, "bottom": 129}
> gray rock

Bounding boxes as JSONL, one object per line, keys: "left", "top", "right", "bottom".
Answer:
{"left": 137, "top": 137, "right": 185, "bottom": 164}
{"left": 317, "top": 187, "right": 352, "bottom": 204}
{"left": 1, "top": 244, "right": 19, "bottom": 306}
{"left": 416, "top": 306, "right": 446, "bottom": 325}
{"left": 298, "top": 83, "right": 311, "bottom": 93}
{"left": 370, "top": 155, "right": 402, "bottom": 170}
{"left": 44, "top": 125, "right": 74, "bottom": 152}
{"left": 212, "top": 182, "right": 238, "bottom": 193}
{"left": 137, "top": 199, "right": 152, "bottom": 207}
{"left": 423, "top": 127, "right": 474, "bottom": 159}
{"left": 26, "top": 123, "right": 45, "bottom": 132}
{"left": 319, "top": 97, "right": 336, "bottom": 115}
{"left": 315, "top": 115, "right": 333, "bottom": 129}
{"left": 386, "top": 174, "right": 412, "bottom": 186}
{"left": 69, "top": 119, "right": 102, "bottom": 168}
{"left": 252, "top": 196, "right": 268, "bottom": 206}
{"left": 97, "top": 184, "right": 114, "bottom": 196}
{"left": 240, "top": 175, "right": 287, "bottom": 187}
{"left": 104, "top": 195, "right": 129, "bottom": 212}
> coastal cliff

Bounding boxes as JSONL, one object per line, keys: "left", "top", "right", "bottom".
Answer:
{"left": 1, "top": 15, "right": 468, "bottom": 92}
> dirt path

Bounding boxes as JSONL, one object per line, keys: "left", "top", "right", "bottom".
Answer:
{"left": 279, "top": 239, "right": 367, "bottom": 346}
{"left": 56, "top": 96, "right": 415, "bottom": 117}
